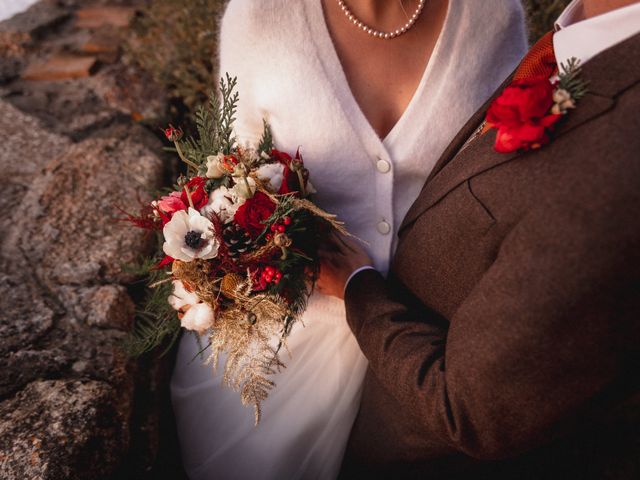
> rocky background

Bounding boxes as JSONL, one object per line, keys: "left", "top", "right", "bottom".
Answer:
{"left": 0, "top": 1, "right": 187, "bottom": 478}
{"left": 0, "top": 1, "right": 569, "bottom": 479}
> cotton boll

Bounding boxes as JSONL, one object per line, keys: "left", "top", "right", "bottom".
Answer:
{"left": 181, "top": 302, "right": 215, "bottom": 333}
{"left": 168, "top": 280, "right": 200, "bottom": 310}
{"left": 201, "top": 186, "right": 239, "bottom": 223}
{"left": 256, "top": 163, "right": 285, "bottom": 193}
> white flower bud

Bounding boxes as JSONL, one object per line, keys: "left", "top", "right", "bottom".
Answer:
{"left": 552, "top": 88, "right": 572, "bottom": 104}
{"left": 206, "top": 153, "right": 227, "bottom": 179}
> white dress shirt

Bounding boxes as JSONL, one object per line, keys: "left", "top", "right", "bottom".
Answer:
{"left": 553, "top": 0, "right": 640, "bottom": 66}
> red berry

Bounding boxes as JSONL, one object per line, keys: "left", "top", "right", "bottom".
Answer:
{"left": 283, "top": 216, "right": 292, "bottom": 225}
{"left": 274, "top": 277, "right": 281, "bottom": 284}
{"left": 277, "top": 225, "right": 286, "bottom": 233}
{"left": 270, "top": 224, "right": 277, "bottom": 232}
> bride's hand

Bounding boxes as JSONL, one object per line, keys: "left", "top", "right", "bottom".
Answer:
{"left": 317, "top": 233, "right": 373, "bottom": 299}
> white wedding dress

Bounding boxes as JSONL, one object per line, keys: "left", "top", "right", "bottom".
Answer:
{"left": 171, "top": 1, "right": 527, "bottom": 479}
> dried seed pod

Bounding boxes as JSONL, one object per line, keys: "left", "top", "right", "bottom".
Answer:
{"left": 221, "top": 273, "right": 244, "bottom": 298}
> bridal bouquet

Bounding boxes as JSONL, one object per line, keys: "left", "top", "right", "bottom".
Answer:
{"left": 124, "top": 76, "right": 348, "bottom": 423}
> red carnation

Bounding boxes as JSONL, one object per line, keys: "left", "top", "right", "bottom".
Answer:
{"left": 181, "top": 176, "right": 209, "bottom": 210}
{"left": 486, "top": 77, "right": 562, "bottom": 153}
{"left": 234, "top": 192, "right": 277, "bottom": 238}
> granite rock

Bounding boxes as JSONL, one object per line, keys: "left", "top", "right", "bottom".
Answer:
{"left": 0, "top": 1, "right": 183, "bottom": 478}
{"left": 4, "top": 134, "right": 163, "bottom": 286}
{"left": 0, "top": 100, "right": 70, "bottom": 236}
{"left": 0, "top": 379, "right": 130, "bottom": 480}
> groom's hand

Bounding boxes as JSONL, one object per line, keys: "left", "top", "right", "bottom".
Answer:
{"left": 317, "top": 233, "right": 373, "bottom": 299}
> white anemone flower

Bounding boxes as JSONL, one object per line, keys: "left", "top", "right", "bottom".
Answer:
{"left": 162, "top": 207, "right": 220, "bottom": 262}
{"left": 255, "top": 162, "right": 284, "bottom": 193}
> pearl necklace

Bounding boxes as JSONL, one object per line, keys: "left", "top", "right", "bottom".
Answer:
{"left": 337, "top": 0, "right": 426, "bottom": 39}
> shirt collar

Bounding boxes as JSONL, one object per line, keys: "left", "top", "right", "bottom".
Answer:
{"left": 552, "top": 0, "right": 640, "bottom": 67}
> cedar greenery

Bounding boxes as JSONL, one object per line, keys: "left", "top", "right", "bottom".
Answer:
{"left": 558, "top": 57, "right": 589, "bottom": 101}
{"left": 123, "top": 255, "right": 181, "bottom": 357}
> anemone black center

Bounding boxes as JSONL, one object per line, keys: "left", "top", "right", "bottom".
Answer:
{"left": 184, "top": 230, "right": 203, "bottom": 249}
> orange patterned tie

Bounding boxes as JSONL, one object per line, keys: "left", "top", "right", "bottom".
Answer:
{"left": 513, "top": 31, "right": 557, "bottom": 81}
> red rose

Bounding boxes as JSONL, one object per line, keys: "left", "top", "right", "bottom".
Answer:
{"left": 234, "top": 191, "right": 277, "bottom": 238}
{"left": 486, "top": 77, "right": 562, "bottom": 153}
{"left": 180, "top": 176, "right": 209, "bottom": 210}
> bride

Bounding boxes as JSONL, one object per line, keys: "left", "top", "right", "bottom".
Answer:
{"left": 171, "top": 1, "right": 527, "bottom": 478}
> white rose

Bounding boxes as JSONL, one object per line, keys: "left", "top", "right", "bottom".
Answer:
{"left": 206, "top": 153, "right": 227, "bottom": 179}
{"left": 255, "top": 163, "right": 285, "bottom": 193}
{"left": 162, "top": 207, "right": 220, "bottom": 262}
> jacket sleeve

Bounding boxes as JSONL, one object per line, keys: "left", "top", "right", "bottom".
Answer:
{"left": 345, "top": 196, "right": 640, "bottom": 460}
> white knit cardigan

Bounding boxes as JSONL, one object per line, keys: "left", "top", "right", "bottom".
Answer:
{"left": 220, "top": 0, "right": 528, "bottom": 274}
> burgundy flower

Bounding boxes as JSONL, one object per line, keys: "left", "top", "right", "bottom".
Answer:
{"left": 164, "top": 124, "right": 183, "bottom": 142}
{"left": 272, "top": 148, "right": 307, "bottom": 195}
{"left": 180, "top": 176, "right": 209, "bottom": 211}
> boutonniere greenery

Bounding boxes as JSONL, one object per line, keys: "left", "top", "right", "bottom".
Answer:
{"left": 485, "top": 58, "right": 589, "bottom": 153}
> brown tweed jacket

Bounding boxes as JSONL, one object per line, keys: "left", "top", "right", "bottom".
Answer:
{"left": 341, "top": 33, "right": 640, "bottom": 480}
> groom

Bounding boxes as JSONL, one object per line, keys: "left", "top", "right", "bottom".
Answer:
{"left": 320, "top": 0, "right": 640, "bottom": 478}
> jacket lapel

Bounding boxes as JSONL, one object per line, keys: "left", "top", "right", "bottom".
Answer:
{"left": 399, "top": 32, "right": 640, "bottom": 233}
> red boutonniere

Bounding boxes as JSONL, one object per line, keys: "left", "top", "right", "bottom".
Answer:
{"left": 486, "top": 58, "right": 588, "bottom": 153}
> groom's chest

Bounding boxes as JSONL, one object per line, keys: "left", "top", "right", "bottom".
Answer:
{"left": 391, "top": 132, "right": 567, "bottom": 320}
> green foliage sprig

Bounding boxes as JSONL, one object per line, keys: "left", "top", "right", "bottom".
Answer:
{"left": 558, "top": 57, "right": 589, "bottom": 101}
{"left": 173, "top": 75, "right": 240, "bottom": 174}
{"left": 123, "top": 257, "right": 181, "bottom": 357}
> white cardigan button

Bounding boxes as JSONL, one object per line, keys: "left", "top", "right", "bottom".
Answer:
{"left": 376, "top": 159, "right": 391, "bottom": 173}
{"left": 377, "top": 220, "right": 391, "bottom": 235}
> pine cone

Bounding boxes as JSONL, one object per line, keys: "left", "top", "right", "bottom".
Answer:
{"left": 223, "top": 223, "right": 252, "bottom": 258}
